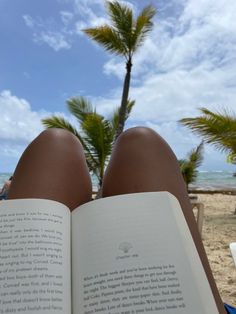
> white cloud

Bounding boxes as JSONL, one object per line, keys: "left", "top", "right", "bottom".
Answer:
{"left": 60, "top": 11, "right": 74, "bottom": 25}
{"left": 103, "top": 58, "right": 125, "bottom": 79}
{"left": 73, "top": 0, "right": 108, "bottom": 35}
{"left": 0, "top": 90, "right": 44, "bottom": 142}
{"left": 23, "top": 14, "right": 73, "bottom": 51}
{"left": 22, "top": 1, "right": 107, "bottom": 48}
{"left": 0, "top": 90, "right": 45, "bottom": 171}
{"left": 23, "top": 15, "right": 35, "bottom": 28}
{"left": 34, "top": 31, "right": 71, "bottom": 51}
{"left": 0, "top": 90, "right": 80, "bottom": 171}
{"left": 96, "top": 63, "right": 236, "bottom": 122}
{"left": 73, "top": 0, "right": 105, "bottom": 19}
{"left": 180, "top": 0, "right": 236, "bottom": 30}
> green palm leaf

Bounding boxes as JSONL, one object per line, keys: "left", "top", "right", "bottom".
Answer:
{"left": 106, "top": 1, "right": 133, "bottom": 52}
{"left": 107, "top": 1, "right": 132, "bottom": 32}
{"left": 67, "top": 97, "right": 94, "bottom": 124}
{"left": 132, "top": 5, "right": 157, "bottom": 52}
{"left": 180, "top": 107, "right": 236, "bottom": 153}
{"left": 42, "top": 116, "right": 81, "bottom": 138}
{"left": 179, "top": 142, "right": 204, "bottom": 188}
{"left": 83, "top": 26, "right": 128, "bottom": 57}
{"left": 188, "top": 141, "right": 204, "bottom": 168}
{"left": 82, "top": 114, "right": 113, "bottom": 184}
{"left": 82, "top": 115, "right": 113, "bottom": 159}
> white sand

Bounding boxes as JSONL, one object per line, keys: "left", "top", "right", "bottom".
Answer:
{"left": 196, "top": 193, "right": 236, "bottom": 306}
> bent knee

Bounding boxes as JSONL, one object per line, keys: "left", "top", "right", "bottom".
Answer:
{"left": 36, "top": 128, "right": 83, "bottom": 149}
{"left": 120, "top": 127, "right": 157, "bottom": 138}
{"left": 116, "top": 127, "right": 168, "bottom": 147}
{"left": 114, "top": 127, "right": 177, "bottom": 163}
{"left": 38, "top": 128, "right": 77, "bottom": 142}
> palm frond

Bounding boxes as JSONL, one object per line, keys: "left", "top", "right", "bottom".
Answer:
{"left": 179, "top": 161, "right": 195, "bottom": 187}
{"left": 188, "top": 141, "right": 204, "bottom": 169}
{"left": 107, "top": 1, "right": 132, "bottom": 32}
{"left": 180, "top": 107, "right": 236, "bottom": 153}
{"left": 83, "top": 26, "right": 128, "bottom": 57}
{"left": 132, "top": 5, "right": 157, "bottom": 52}
{"left": 82, "top": 115, "right": 113, "bottom": 159}
{"left": 179, "top": 142, "right": 204, "bottom": 188}
{"left": 82, "top": 114, "right": 114, "bottom": 182}
{"left": 83, "top": 2, "right": 156, "bottom": 59}
{"left": 66, "top": 96, "right": 94, "bottom": 124}
{"left": 106, "top": 1, "right": 133, "bottom": 52}
{"left": 42, "top": 116, "right": 81, "bottom": 138}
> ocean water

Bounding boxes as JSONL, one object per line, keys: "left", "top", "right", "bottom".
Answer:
{"left": 0, "top": 171, "right": 236, "bottom": 191}
{"left": 190, "top": 171, "right": 236, "bottom": 190}
{"left": 0, "top": 173, "right": 12, "bottom": 187}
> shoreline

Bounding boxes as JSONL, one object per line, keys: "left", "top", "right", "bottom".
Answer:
{"left": 189, "top": 187, "right": 236, "bottom": 195}
{"left": 91, "top": 186, "right": 236, "bottom": 195}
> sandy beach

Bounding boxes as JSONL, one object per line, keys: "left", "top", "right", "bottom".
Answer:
{"left": 195, "top": 193, "right": 236, "bottom": 306}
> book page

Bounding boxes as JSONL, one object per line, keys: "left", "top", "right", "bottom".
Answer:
{"left": 0, "top": 199, "right": 71, "bottom": 314}
{"left": 71, "top": 192, "right": 218, "bottom": 314}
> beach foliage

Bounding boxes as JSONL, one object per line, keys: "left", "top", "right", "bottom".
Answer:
{"left": 179, "top": 108, "right": 236, "bottom": 162}
{"left": 42, "top": 97, "right": 134, "bottom": 187}
{"left": 227, "top": 152, "right": 236, "bottom": 165}
{"left": 83, "top": 1, "right": 156, "bottom": 140}
{"left": 179, "top": 142, "right": 204, "bottom": 189}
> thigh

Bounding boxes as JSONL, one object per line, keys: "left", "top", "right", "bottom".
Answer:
{"left": 102, "top": 127, "right": 226, "bottom": 314}
{"left": 8, "top": 129, "right": 92, "bottom": 210}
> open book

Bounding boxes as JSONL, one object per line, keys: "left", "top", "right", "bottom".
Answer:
{"left": 0, "top": 192, "right": 219, "bottom": 314}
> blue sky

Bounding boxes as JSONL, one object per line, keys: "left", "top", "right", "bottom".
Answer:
{"left": 0, "top": 0, "right": 236, "bottom": 172}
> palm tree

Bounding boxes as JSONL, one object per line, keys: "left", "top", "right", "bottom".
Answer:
{"left": 83, "top": 1, "right": 156, "bottom": 140}
{"left": 42, "top": 96, "right": 134, "bottom": 188}
{"left": 178, "top": 142, "right": 204, "bottom": 190}
{"left": 179, "top": 107, "right": 236, "bottom": 165}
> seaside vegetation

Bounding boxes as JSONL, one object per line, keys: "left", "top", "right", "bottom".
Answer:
{"left": 178, "top": 142, "right": 204, "bottom": 190}
{"left": 179, "top": 107, "right": 236, "bottom": 170}
{"left": 42, "top": 97, "right": 134, "bottom": 188}
{"left": 83, "top": 1, "right": 156, "bottom": 140}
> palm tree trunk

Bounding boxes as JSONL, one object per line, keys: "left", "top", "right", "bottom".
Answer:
{"left": 114, "top": 57, "right": 132, "bottom": 141}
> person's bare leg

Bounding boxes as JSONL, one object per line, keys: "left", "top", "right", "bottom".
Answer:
{"left": 102, "top": 127, "right": 226, "bottom": 314}
{"left": 8, "top": 129, "right": 92, "bottom": 210}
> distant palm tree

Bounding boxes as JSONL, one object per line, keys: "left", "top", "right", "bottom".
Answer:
{"left": 179, "top": 108, "right": 236, "bottom": 165}
{"left": 42, "top": 97, "right": 134, "bottom": 188}
{"left": 83, "top": 1, "right": 156, "bottom": 140}
{"left": 179, "top": 142, "right": 204, "bottom": 190}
